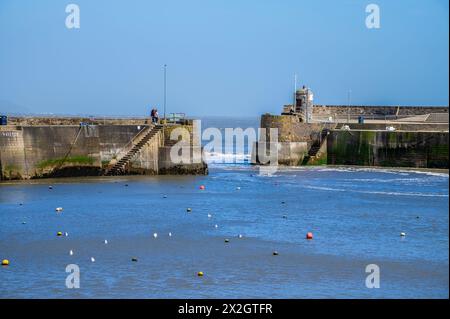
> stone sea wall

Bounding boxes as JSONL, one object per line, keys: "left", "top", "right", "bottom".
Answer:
{"left": 256, "top": 114, "right": 449, "bottom": 168}
{"left": 312, "top": 105, "right": 449, "bottom": 116}
{"left": 0, "top": 123, "right": 207, "bottom": 180}
{"left": 327, "top": 130, "right": 449, "bottom": 168}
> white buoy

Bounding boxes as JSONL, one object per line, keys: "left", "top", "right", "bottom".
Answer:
{"left": 168, "top": 232, "right": 172, "bottom": 237}
{"left": 153, "top": 232, "right": 158, "bottom": 239}
{"left": 238, "top": 234, "right": 243, "bottom": 239}
{"left": 69, "top": 250, "right": 73, "bottom": 256}
{"left": 55, "top": 207, "right": 63, "bottom": 212}
{"left": 236, "top": 187, "right": 241, "bottom": 190}
{"left": 400, "top": 232, "right": 406, "bottom": 237}
{"left": 207, "top": 213, "right": 212, "bottom": 218}
{"left": 91, "top": 257, "right": 95, "bottom": 262}
{"left": 104, "top": 239, "right": 108, "bottom": 244}
{"left": 214, "top": 224, "right": 218, "bottom": 229}
{"left": 64, "top": 232, "right": 69, "bottom": 237}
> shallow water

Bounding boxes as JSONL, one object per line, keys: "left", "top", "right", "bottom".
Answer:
{"left": 0, "top": 165, "right": 448, "bottom": 298}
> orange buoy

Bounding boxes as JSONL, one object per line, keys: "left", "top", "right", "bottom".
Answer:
{"left": 199, "top": 185, "right": 205, "bottom": 190}
{"left": 306, "top": 232, "right": 313, "bottom": 240}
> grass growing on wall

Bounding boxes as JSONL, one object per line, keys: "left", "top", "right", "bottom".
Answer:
{"left": 101, "top": 160, "right": 110, "bottom": 167}
{"left": 2, "top": 164, "right": 21, "bottom": 179}
{"left": 37, "top": 156, "right": 95, "bottom": 169}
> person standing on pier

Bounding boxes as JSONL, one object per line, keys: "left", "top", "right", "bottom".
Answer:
{"left": 154, "top": 109, "right": 159, "bottom": 123}
{"left": 151, "top": 108, "right": 159, "bottom": 124}
{"left": 151, "top": 108, "right": 157, "bottom": 123}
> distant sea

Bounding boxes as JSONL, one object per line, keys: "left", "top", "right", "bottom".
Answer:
{"left": 0, "top": 116, "right": 448, "bottom": 298}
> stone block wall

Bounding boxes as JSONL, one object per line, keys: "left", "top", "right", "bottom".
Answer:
{"left": 312, "top": 105, "right": 449, "bottom": 116}
{"left": 327, "top": 130, "right": 449, "bottom": 168}
{"left": 0, "top": 123, "right": 207, "bottom": 180}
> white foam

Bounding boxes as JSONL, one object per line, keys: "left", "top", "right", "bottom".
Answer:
{"left": 278, "top": 166, "right": 449, "bottom": 178}
{"left": 304, "top": 185, "right": 448, "bottom": 197}
{"left": 204, "top": 151, "right": 251, "bottom": 164}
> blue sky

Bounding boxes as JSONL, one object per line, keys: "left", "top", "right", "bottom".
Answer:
{"left": 0, "top": 0, "right": 448, "bottom": 116}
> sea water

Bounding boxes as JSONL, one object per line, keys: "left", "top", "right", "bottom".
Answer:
{"left": 0, "top": 117, "right": 448, "bottom": 298}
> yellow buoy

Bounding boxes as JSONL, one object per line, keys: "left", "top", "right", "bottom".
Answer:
{"left": 57, "top": 231, "right": 63, "bottom": 236}
{"left": 2, "top": 259, "right": 9, "bottom": 266}
{"left": 197, "top": 271, "right": 204, "bottom": 277}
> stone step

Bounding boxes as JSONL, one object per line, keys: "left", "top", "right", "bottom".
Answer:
{"left": 104, "top": 125, "right": 162, "bottom": 176}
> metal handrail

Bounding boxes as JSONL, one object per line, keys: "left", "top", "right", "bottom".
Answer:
{"left": 110, "top": 125, "right": 150, "bottom": 163}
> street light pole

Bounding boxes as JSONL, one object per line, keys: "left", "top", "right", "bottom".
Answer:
{"left": 293, "top": 73, "right": 297, "bottom": 113}
{"left": 163, "top": 64, "right": 167, "bottom": 122}
{"left": 347, "top": 89, "right": 352, "bottom": 123}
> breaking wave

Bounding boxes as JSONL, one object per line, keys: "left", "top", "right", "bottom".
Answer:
{"left": 204, "top": 151, "right": 251, "bottom": 164}
{"left": 303, "top": 185, "right": 448, "bottom": 197}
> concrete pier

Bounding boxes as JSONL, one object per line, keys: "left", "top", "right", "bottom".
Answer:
{"left": 0, "top": 117, "right": 207, "bottom": 180}
{"left": 254, "top": 104, "right": 449, "bottom": 169}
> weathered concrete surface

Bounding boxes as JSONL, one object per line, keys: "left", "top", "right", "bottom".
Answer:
{"left": 327, "top": 130, "right": 449, "bottom": 168}
{"left": 158, "top": 145, "right": 208, "bottom": 175}
{"left": 156, "top": 123, "right": 207, "bottom": 174}
{"left": 0, "top": 123, "right": 207, "bottom": 180}
{"left": 257, "top": 113, "right": 449, "bottom": 168}
{"left": 260, "top": 114, "right": 335, "bottom": 145}
{"left": 341, "top": 123, "right": 449, "bottom": 132}
{"left": 312, "top": 105, "right": 448, "bottom": 117}
{"left": 254, "top": 114, "right": 334, "bottom": 166}
{"left": 252, "top": 141, "right": 308, "bottom": 166}
{"left": 6, "top": 116, "right": 150, "bottom": 126}
{"left": 5, "top": 116, "right": 195, "bottom": 126}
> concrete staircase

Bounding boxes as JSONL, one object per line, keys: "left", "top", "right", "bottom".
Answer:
{"left": 301, "top": 129, "right": 329, "bottom": 165}
{"left": 105, "top": 124, "right": 163, "bottom": 176}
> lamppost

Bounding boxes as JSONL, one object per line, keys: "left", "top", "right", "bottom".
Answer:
{"left": 163, "top": 64, "right": 167, "bottom": 123}
{"left": 293, "top": 73, "right": 297, "bottom": 113}
{"left": 347, "top": 89, "right": 352, "bottom": 123}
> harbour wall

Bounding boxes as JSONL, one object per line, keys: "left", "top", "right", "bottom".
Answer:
{"left": 311, "top": 105, "right": 449, "bottom": 116}
{"left": 255, "top": 114, "right": 449, "bottom": 168}
{"left": 327, "top": 130, "right": 449, "bottom": 168}
{"left": 0, "top": 123, "right": 207, "bottom": 180}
